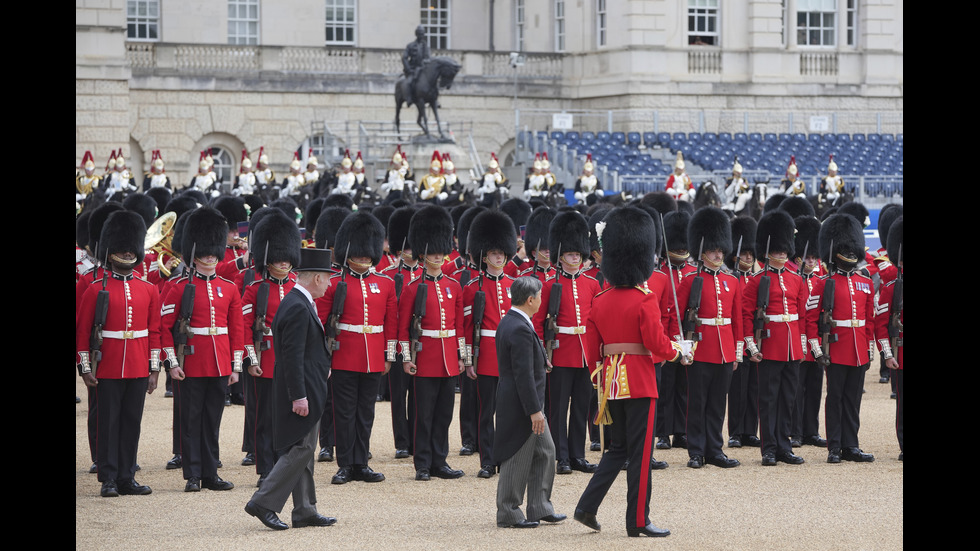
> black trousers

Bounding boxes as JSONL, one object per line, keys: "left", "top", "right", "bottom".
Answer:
{"left": 87, "top": 385, "right": 98, "bottom": 463}
{"left": 412, "top": 376, "right": 455, "bottom": 471}
{"left": 656, "top": 360, "right": 687, "bottom": 439}
{"left": 331, "top": 370, "right": 382, "bottom": 468}
{"left": 317, "top": 374, "right": 335, "bottom": 451}
{"left": 171, "top": 374, "right": 182, "bottom": 455}
{"left": 178, "top": 376, "right": 228, "bottom": 480}
{"left": 728, "top": 358, "right": 759, "bottom": 439}
{"left": 547, "top": 365, "right": 592, "bottom": 461}
{"left": 757, "top": 359, "right": 799, "bottom": 457}
{"left": 96, "top": 377, "right": 149, "bottom": 483}
{"left": 576, "top": 397, "right": 659, "bottom": 530}
{"left": 388, "top": 354, "right": 412, "bottom": 453}
{"left": 476, "top": 374, "right": 498, "bottom": 466}
{"left": 459, "top": 374, "right": 478, "bottom": 448}
{"left": 241, "top": 371, "right": 256, "bottom": 455}
{"left": 686, "top": 361, "right": 733, "bottom": 459}
{"left": 791, "top": 360, "right": 824, "bottom": 438}
{"left": 252, "top": 377, "right": 276, "bottom": 476}
{"left": 825, "top": 363, "right": 869, "bottom": 450}
{"left": 894, "top": 368, "right": 903, "bottom": 453}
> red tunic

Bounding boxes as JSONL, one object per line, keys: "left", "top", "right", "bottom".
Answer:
{"left": 397, "top": 274, "right": 465, "bottom": 378}
{"left": 806, "top": 271, "right": 876, "bottom": 367}
{"left": 532, "top": 269, "right": 600, "bottom": 368}
{"left": 674, "top": 269, "right": 744, "bottom": 364}
{"left": 161, "top": 273, "right": 244, "bottom": 377}
{"left": 463, "top": 272, "right": 514, "bottom": 377}
{"left": 874, "top": 279, "right": 903, "bottom": 369}
{"left": 241, "top": 274, "right": 296, "bottom": 378}
{"left": 319, "top": 270, "right": 398, "bottom": 374}
{"left": 740, "top": 266, "right": 810, "bottom": 362}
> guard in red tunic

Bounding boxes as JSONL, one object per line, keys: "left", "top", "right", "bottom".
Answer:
{"left": 726, "top": 217, "right": 762, "bottom": 449}
{"left": 675, "top": 207, "right": 743, "bottom": 469}
{"left": 517, "top": 206, "right": 556, "bottom": 284}
{"left": 871, "top": 204, "right": 902, "bottom": 389}
{"left": 792, "top": 215, "right": 829, "bottom": 449}
{"left": 741, "top": 210, "right": 810, "bottom": 466}
{"left": 76, "top": 211, "right": 162, "bottom": 497}
{"left": 499, "top": 198, "right": 532, "bottom": 278}
{"left": 398, "top": 205, "right": 466, "bottom": 481}
{"left": 321, "top": 211, "right": 398, "bottom": 485}
{"left": 161, "top": 207, "right": 244, "bottom": 492}
{"left": 241, "top": 209, "right": 300, "bottom": 486}
{"left": 533, "top": 210, "right": 600, "bottom": 475}
{"left": 574, "top": 206, "right": 692, "bottom": 538}
{"left": 808, "top": 213, "right": 877, "bottom": 464}
{"left": 462, "top": 210, "right": 517, "bottom": 478}
{"left": 874, "top": 216, "right": 903, "bottom": 460}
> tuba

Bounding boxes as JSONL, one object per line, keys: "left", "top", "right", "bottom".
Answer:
{"left": 145, "top": 211, "right": 180, "bottom": 278}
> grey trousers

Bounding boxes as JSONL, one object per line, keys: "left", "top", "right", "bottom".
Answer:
{"left": 250, "top": 422, "right": 320, "bottom": 523}
{"left": 496, "top": 421, "right": 557, "bottom": 526}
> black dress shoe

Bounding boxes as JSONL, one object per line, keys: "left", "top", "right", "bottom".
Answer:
{"left": 728, "top": 435, "right": 742, "bottom": 448}
{"left": 202, "top": 475, "right": 235, "bottom": 491}
{"left": 135, "top": 463, "right": 141, "bottom": 471}
{"left": 230, "top": 393, "right": 246, "bottom": 406}
{"left": 256, "top": 475, "right": 267, "bottom": 488}
{"left": 590, "top": 441, "right": 601, "bottom": 452}
{"left": 459, "top": 443, "right": 475, "bottom": 456}
{"left": 890, "top": 392, "right": 897, "bottom": 399}
{"left": 790, "top": 437, "right": 802, "bottom": 448}
{"left": 185, "top": 477, "right": 201, "bottom": 492}
{"left": 898, "top": 452, "right": 903, "bottom": 461}
{"left": 245, "top": 501, "right": 288, "bottom": 531}
{"left": 539, "top": 513, "right": 566, "bottom": 523}
{"left": 432, "top": 465, "right": 464, "bottom": 479}
{"left": 672, "top": 435, "right": 688, "bottom": 449}
{"left": 224, "top": 395, "right": 231, "bottom": 407}
{"left": 574, "top": 509, "right": 601, "bottom": 531}
{"left": 627, "top": 522, "right": 671, "bottom": 537}
{"left": 318, "top": 448, "right": 334, "bottom": 462}
{"left": 841, "top": 447, "right": 875, "bottom": 463}
{"left": 761, "top": 454, "right": 777, "bottom": 466}
{"left": 650, "top": 457, "right": 668, "bottom": 470}
{"left": 687, "top": 456, "right": 704, "bottom": 469}
{"left": 655, "top": 437, "right": 671, "bottom": 450}
{"left": 707, "top": 455, "right": 740, "bottom": 468}
{"left": 743, "top": 435, "right": 762, "bottom": 447}
{"left": 100, "top": 480, "right": 119, "bottom": 498}
{"left": 394, "top": 449, "right": 410, "bottom": 459}
{"left": 354, "top": 465, "right": 385, "bottom": 483}
{"left": 878, "top": 375, "right": 890, "bottom": 384}
{"left": 89, "top": 462, "right": 98, "bottom": 474}
{"left": 500, "top": 519, "right": 538, "bottom": 528}
{"left": 556, "top": 459, "right": 572, "bottom": 474}
{"left": 241, "top": 453, "right": 255, "bottom": 466}
{"left": 332, "top": 466, "right": 353, "bottom": 484}
{"left": 827, "top": 448, "right": 842, "bottom": 463}
{"left": 164, "top": 390, "right": 173, "bottom": 398}
{"left": 570, "top": 458, "right": 597, "bottom": 473}
{"left": 415, "top": 469, "right": 430, "bottom": 481}
{"left": 621, "top": 460, "right": 629, "bottom": 471}
{"left": 217, "top": 460, "right": 223, "bottom": 468}
{"left": 117, "top": 479, "right": 152, "bottom": 495}
{"left": 293, "top": 514, "right": 337, "bottom": 528}
{"left": 776, "top": 452, "right": 805, "bottom": 465}
{"left": 803, "top": 434, "right": 828, "bottom": 447}
{"left": 166, "top": 454, "right": 182, "bottom": 470}
{"left": 477, "top": 465, "right": 495, "bottom": 478}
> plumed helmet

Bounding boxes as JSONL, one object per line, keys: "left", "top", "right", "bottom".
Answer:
{"left": 732, "top": 156, "right": 742, "bottom": 174}
{"left": 353, "top": 151, "right": 364, "bottom": 171}
{"left": 290, "top": 152, "right": 302, "bottom": 171}
{"left": 819, "top": 213, "right": 865, "bottom": 267}
{"left": 828, "top": 154, "right": 838, "bottom": 173}
{"left": 251, "top": 209, "right": 301, "bottom": 268}
{"left": 525, "top": 206, "right": 556, "bottom": 255}
{"left": 341, "top": 149, "right": 353, "bottom": 169}
{"left": 468, "top": 210, "right": 518, "bottom": 270}
{"left": 674, "top": 151, "right": 685, "bottom": 170}
{"left": 409, "top": 204, "right": 454, "bottom": 260}
{"left": 583, "top": 154, "right": 594, "bottom": 173}
{"left": 487, "top": 152, "right": 499, "bottom": 170}
{"left": 688, "top": 206, "right": 732, "bottom": 257}
{"left": 600, "top": 206, "right": 658, "bottom": 287}
{"left": 181, "top": 206, "right": 228, "bottom": 262}
{"left": 549, "top": 210, "right": 591, "bottom": 258}
{"left": 429, "top": 150, "right": 442, "bottom": 171}
{"left": 98, "top": 211, "right": 147, "bottom": 267}
{"left": 756, "top": 210, "right": 796, "bottom": 258}
{"left": 334, "top": 211, "right": 385, "bottom": 266}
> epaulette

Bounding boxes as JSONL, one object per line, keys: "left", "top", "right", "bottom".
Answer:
{"left": 634, "top": 285, "right": 652, "bottom": 294}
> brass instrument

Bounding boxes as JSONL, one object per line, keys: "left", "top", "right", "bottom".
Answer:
{"left": 145, "top": 211, "right": 180, "bottom": 278}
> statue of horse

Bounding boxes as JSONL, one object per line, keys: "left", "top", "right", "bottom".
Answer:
{"left": 395, "top": 56, "right": 462, "bottom": 140}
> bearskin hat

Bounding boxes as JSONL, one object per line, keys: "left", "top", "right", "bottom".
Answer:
{"left": 728, "top": 217, "right": 758, "bottom": 269}
{"left": 387, "top": 207, "right": 416, "bottom": 254}
{"left": 763, "top": 194, "right": 787, "bottom": 213}
{"left": 371, "top": 205, "right": 396, "bottom": 237}
{"left": 525, "top": 207, "right": 555, "bottom": 255}
{"left": 499, "top": 198, "right": 532, "bottom": 237}
{"left": 819, "top": 213, "right": 864, "bottom": 266}
{"left": 794, "top": 215, "right": 821, "bottom": 260}
{"left": 213, "top": 196, "right": 249, "bottom": 231}
{"left": 587, "top": 205, "right": 613, "bottom": 253}
{"left": 334, "top": 211, "right": 385, "bottom": 266}
{"left": 467, "top": 210, "right": 518, "bottom": 271}
{"left": 688, "top": 206, "right": 732, "bottom": 257}
{"left": 270, "top": 197, "right": 303, "bottom": 225}
{"left": 123, "top": 193, "right": 159, "bottom": 228}
{"left": 662, "top": 210, "right": 691, "bottom": 255}
{"left": 838, "top": 201, "right": 870, "bottom": 228}
{"left": 409, "top": 204, "right": 455, "bottom": 260}
{"left": 242, "top": 194, "right": 266, "bottom": 217}
{"left": 181, "top": 189, "right": 209, "bottom": 206}
{"left": 164, "top": 194, "right": 202, "bottom": 220}
{"left": 756, "top": 210, "right": 796, "bottom": 258}
{"left": 144, "top": 187, "right": 172, "bottom": 212}
{"left": 181, "top": 206, "right": 228, "bottom": 262}
{"left": 323, "top": 193, "right": 355, "bottom": 211}
{"left": 251, "top": 209, "right": 301, "bottom": 268}
{"left": 878, "top": 204, "right": 903, "bottom": 246}
{"left": 457, "top": 206, "right": 487, "bottom": 256}
{"left": 548, "top": 210, "right": 591, "bottom": 259}
{"left": 76, "top": 211, "right": 93, "bottom": 251}
{"left": 600, "top": 207, "right": 658, "bottom": 287}
{"left": 304, "top": 197, "right": 326, "bottom": 232}
{"left": 886, "top": 216, "right": 903, "bottom": 266}
{"left": 779, "top": 195, "right": 815, "bottom": 219}
{"left": 677, "top": 200, "right": 694, "bottom": 217}
{"left": 315, "top": 206, "right": 352, "bottom": 250}
{"left": 87, "top": 202, "right": 125, "bottom": 257}
{"left": 640, "top": 191, "right": 677, "bottom": 216}
{"left": 97, "top": 211, "right": 147, "bottom": 267}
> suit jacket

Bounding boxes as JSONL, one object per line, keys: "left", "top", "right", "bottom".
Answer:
{"left": 493, "top": 309, "right": 547, "bottom": 463}
{"left": 271, "top": 286, "right": 331, "bottom": 454}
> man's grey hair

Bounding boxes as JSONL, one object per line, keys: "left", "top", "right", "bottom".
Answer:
{"left": 511, "top": 276, "right": 542, "bottom": 307}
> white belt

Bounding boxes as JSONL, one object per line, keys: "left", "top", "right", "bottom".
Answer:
{"left": 557, "top": 326, "right": 587, "bottom": 335}
{"left": 697, "top": 317, "right": 731, "bottom": 326}
{"left": 338, "top": 323, "right": 385, "bottom": 334}
{"left": 479, "top": 329, "right": 497, "bottom": 338}
{"left": 765, "top": 314, "right": 799, "bottom": 322}
{"left": 189, "top": 326, "right": 229, "bottom": 335}
{"left": 832, "top": 319, "right": 866, "bottom": 328}
{"left": 101, "top": 329, "right": 149, "bottom": 339}
{"left": 420, "top": 329, "right": 456, "bottom": 338}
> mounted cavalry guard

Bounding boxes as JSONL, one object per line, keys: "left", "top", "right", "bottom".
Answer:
{"left": 574, "top": 155, "right": 603, "bottom": 205}
{"left": 76, "top": 151, "right": 102, "bottom": 207}
{"left": 334, "top": 150, "right": 358, "bottom": 198}
{"left": 819, "top": 155, "right": 845, "bottom": 207}
{"left": 477, "top": 152, "right": 509, "bottom": 206}
{"left": 723, "top": 156, "right": 751, "bottom": 213}
{"left": 255, "top": 147, "right": 276, "bottom": 189}
{"left": 780, "top": 156, "right": 806, "bottom": 197}
{"left": 105, "top": 149, "right": 137, "bottom": 201}
{"left": 143, "top": 150, "right": 171, "bottom": 192}
{"left": 665, "top": 152, "right": 695, "bottom": 203}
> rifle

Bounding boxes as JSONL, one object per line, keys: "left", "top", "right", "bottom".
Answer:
{"left": 816, "top": 240, "right": 837, "bottom": 366}
{"left": 408, "top": 278, "right": 427, "bottom": 366}
{"left": 393, "top": 238, "right": 407, "bottom": 299}
{"left": 543, "top": 244, "right": 562, "bottom": 367}
{"left": 659, "top": 216, "right": 686, "bottom": 347}
{"left": 326, "top": 243, "right": 350, "bottom": 354}
{"left": 86, "top": 248, "right": 111, "bottom": 375}
{"left": 173, "top": 243, "right": 197, "bottom": 368}
{"left": 682, "top": 237, "right": 705, "bottom": 342}
{"left": 888, "top": 244, "right": 903, "bottom": 353}
{"left": 468, "top": 251, "right": 486, "bottom": 368}
{"left": 752, "top": 237, "right": 772, "bottom": 344}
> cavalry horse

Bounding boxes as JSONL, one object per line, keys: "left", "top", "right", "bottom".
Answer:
{"left": 395, "top": 56, "right": 462, "bottom": 140}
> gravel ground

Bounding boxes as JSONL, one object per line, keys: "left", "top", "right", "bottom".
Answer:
{"left": 76, "top": 362, "right": 903, "bottom": 550}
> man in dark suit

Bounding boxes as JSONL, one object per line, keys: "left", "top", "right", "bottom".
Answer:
{"left": 245, "top": 248, "right": 338, "bottom": 531}
{"left": 494, "top": 276, "right": 566, "bottom": 529}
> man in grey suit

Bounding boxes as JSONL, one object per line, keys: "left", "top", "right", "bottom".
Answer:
{"left": 494, "top": 276, "right": 566, "bottom": 528}
{"left": 245, "top": 248, "right": 338, "bottom": 531}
